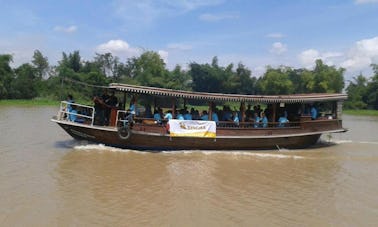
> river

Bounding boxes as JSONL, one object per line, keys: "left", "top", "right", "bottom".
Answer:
{"left": 0, "top": 106, "right": 377, "bottom": 226}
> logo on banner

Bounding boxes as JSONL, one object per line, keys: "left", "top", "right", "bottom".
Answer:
{"left": 169, "top": 119, "right": 216, "bottom": 138}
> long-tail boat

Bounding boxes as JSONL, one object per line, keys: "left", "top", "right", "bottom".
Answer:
{"left": 51, "top": 83, "right": 348, "bottom": 150}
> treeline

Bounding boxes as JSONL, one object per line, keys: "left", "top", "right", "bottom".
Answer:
{"left": 0, "top": 49, "right": 376, "bottom": 109}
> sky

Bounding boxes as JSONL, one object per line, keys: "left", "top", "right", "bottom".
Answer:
{"left": 1, "top": 0, "right": 378, "bottom": 80}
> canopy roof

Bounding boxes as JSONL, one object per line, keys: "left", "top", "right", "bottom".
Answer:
{"left": 109, "top": 83, "right": 347, "bottom": 103}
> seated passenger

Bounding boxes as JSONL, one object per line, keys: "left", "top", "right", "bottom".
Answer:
{"left": 69, "top": 105, "right": 78, "bottom": 122}
{"left": 233, "top": 111, "right": 239, "bottom": 126}
{"left": 184, "top": 110, "right": 192, "bottom": 120}
{"left": 164, "top": 110, "right": 173, "bottom": 120}
{"left": 200, "top": 110, "right": 209, "bottom": 120}
{"left": 261, "top": 112, "right": 268, "bottom": 128}
{"left": 253, "top": 112, "right": 260, "bottom": 128}
{"left": 278, "top": 115, "right": 289, "bottom": 127}
{"left": 212, "top": 112, "right": 219, "bottom": 124}
{"left": 153, "top": 110, "right": 162, "bottom": 123}
{"left": 176, "top": 112, "right": 185, "bottom": 120}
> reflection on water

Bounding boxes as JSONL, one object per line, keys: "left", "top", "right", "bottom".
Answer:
{"left": 0, "top": 107, "right": 378, "bottom": 226}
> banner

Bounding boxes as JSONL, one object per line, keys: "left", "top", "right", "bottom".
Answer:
{"left": 168, "top": 119, "right": 216, "bottom": 138}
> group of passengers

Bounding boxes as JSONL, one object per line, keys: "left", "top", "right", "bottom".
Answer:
{"left": 146, "top": 104, "right": 281, "bottom": 128}
{"left": 64, "top": 90, "right": 319, "bottom": 128}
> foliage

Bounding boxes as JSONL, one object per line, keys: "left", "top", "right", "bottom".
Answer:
{"left": 2, "top": 49, "right": 378, "bottom": 111}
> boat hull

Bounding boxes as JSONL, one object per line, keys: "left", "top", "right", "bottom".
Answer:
{"left": 54, "top": 120, "right": 324, "bottom": 150}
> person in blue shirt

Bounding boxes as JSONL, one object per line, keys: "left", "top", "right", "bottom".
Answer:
{"left": 278, "top": 114, "right": 289, "bottom": 127}
{"left": 164, "top": 110, "right": 173, "bottom": 120}
{"left": 233, "top": 111, "right": 239, "bottom": 126}
{"left": 153, "top": 109, "right": 162, "bottom": 123}
{"left": 176, "top": 110, "right": 185, "bottom": 120}
{"left": 184, "top": 110, "right": 192, "bottom": 120}
{"left": 253, "top": 112, "right": 260, "bottom": 128}
{"left": 310, "top": 105, "right": 317, "bottom": 120}
{"left": 69, "top": 105, "right": 77, "bottom": 122}
{"left": 200, "top": 110, "right": 209, "bottom": 120}
{"left": 212, "top": 112, "right": 219, "bottom": 124}
{"left": 261, "top": 112, "right": 268, "bottom": 128}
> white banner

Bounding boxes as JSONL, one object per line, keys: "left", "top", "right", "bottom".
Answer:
{"left": 168, "top": 119, "right": 216, "bottom": 138}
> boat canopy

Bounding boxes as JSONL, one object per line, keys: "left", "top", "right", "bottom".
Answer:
{"left": 109, "top": 83, "right": 347, "bottom": 103}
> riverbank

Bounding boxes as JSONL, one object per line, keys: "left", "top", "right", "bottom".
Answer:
{"left": 343, "top": 109, "right": 378, "bottom": 116}
{"left": 0, "top": 99, "right": 59, "bottom": 106}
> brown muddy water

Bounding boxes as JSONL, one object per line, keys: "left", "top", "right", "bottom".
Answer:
{"left": 0, "top": 106, "right": 377, "bottom": 226}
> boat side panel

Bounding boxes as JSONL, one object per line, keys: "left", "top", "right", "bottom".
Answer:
{"left": 56, "top": 122, "right": 321, "bottom": 150}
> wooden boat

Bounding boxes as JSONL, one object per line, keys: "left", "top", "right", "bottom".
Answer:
{"left": 51, "top": 83, "right": 348, "bottom": 150}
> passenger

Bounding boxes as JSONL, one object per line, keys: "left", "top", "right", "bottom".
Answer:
{"left": 233, "top": 111, "right": 239, "bottom": 126}
{"left": 278, "top": 114, "right": 289, "bottom": 127}
{"left": 176, "top": 110, "right": 185, "bottom": 120}
{"left": 164, "top": 110, "right": 173, "bottom": 120}
{"left": 184, "top": 110, "right": 192, "bottom": 120}
{"left": 145, "top": 105, "right": 152, "bottom": 118}
{"left": 129, "top": 99, "right": 136, "bottom": 115}
{"left": 69, "top": 105, "right": 78, "bottom": 122}
{"left": 222, "top": 106, "right": 232, "bottom": 121}
{"left": 261, "top": 112, "right": 268, "bottom": 128}
{"left": 253, "top": 112, "right": 260, "bottom": 128}
{"left": 310, "top": 105, "right": 317, "bottom": 120}
{"left": 200, "top": 110, "right": 209, "bottom": 120}
{"left": 93, "top": 95, "right": 105, "bottom": 125}
{"left": 66, "top": 94, "right": 74, "bottom": 112}
{"left": 212, "top": 111, "right": 219, "bottom": 124}
{"left": 153, "top": 109, "right": 162, "bottom": 123}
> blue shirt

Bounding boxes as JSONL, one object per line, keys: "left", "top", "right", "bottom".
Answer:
{"left": 177, "top": 114, "right": 184, "bottom": 120}
{"left": 200, "top": 114, "right": 209, "bottom": 121}
{"left": 164, "top": 113, "right": 173, "bottom": 120}
{"left": 212, "top": 113, "right": 219, "bottom": 123}
{"left": 154, "top": 113, "right": 161, "bottom": 121}
{"left": 184, "top": 113, "right": 192, "bottom": 120}
{"left": 262, "top": 116, "right": 268, "bottom": 128}
{"left": 254, "top": 116, "right": 260, "bottom": 128}
{"left": 69, "top": 109, "right": 77, "bottom": 122}
{"left": 311, "top": 107, "right": 317, "bottom": 120}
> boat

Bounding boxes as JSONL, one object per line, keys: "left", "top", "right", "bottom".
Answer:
{"left": 51, "top": 83, "right": 348, "bottom": 150}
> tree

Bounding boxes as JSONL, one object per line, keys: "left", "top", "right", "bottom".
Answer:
{"left": 345, "top": 74, "right": 368, "bottom": 109}
{"left": 126, "top": 51, "right": 170, "bottom": 87}
{"left": 366, "top": 64, "right": 378, "bottom": 109}
{"left": 32, "top": 50, "right": 49, "bottom": 79}
{"left": 313, "top": 59, "right": 345, "bottom": 93}
{"left": 257, "top": 66, "right": 294, "bottom": 95}
{"left": 0, "top": 54, "right": 14, "bottom": 99}
{"left": 11, "top": 63, "right": 38, "bottom": 99}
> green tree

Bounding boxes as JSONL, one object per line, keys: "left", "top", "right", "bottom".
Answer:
{"left": 126, "top": 51, "right": 169, "bottom": 87}
{"left": 257, "top": 66, "right": 294, "bottom": 95}
{"left": 313, "top": 59, "right": 345, "bottom": 93}
{"left": 32, "top": 50, "right": 49, "bottom": 79}
{"left": 0, "top": 54, "right": 14, "bottom": 99}
{"left": 345, "top": 74, "right": 368, "bottom": 109}
{"left": 11, "top": 63, "right": 38, "bottom": 99}
{"left": 366, "top": 64, "right": 378, "bottom": 109}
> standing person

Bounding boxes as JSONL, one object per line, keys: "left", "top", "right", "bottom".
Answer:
{"left": 101, "top": 90, "right": 110, "bottom": 125}
{"left": 65, "top": 94, "right": 74, "bottom": 120}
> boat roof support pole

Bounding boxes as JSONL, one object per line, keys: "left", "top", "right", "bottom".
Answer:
{"left": 171, "top": 98, "right": 176, "bottom": 119}
{"left": 241, "top": 101, "right": 245, "bottom": 122}
{"left": 272, "top": 103, "right": 277, "bottom": 123}
{"left": 208, "top": 101, "right": 213, "bottom": 120}
{"left": 122, "top": 92, "right": 127, "bottom": 110}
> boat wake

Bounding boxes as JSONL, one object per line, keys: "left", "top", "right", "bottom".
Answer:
{"left": 330, "top": 139, "right": 378, "bottom": 145}
{"left": 74, "top": 144, "right": 134, "bottom": 153}
{"left": 71, "top": 144, "right": 305, "bottom": 159}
